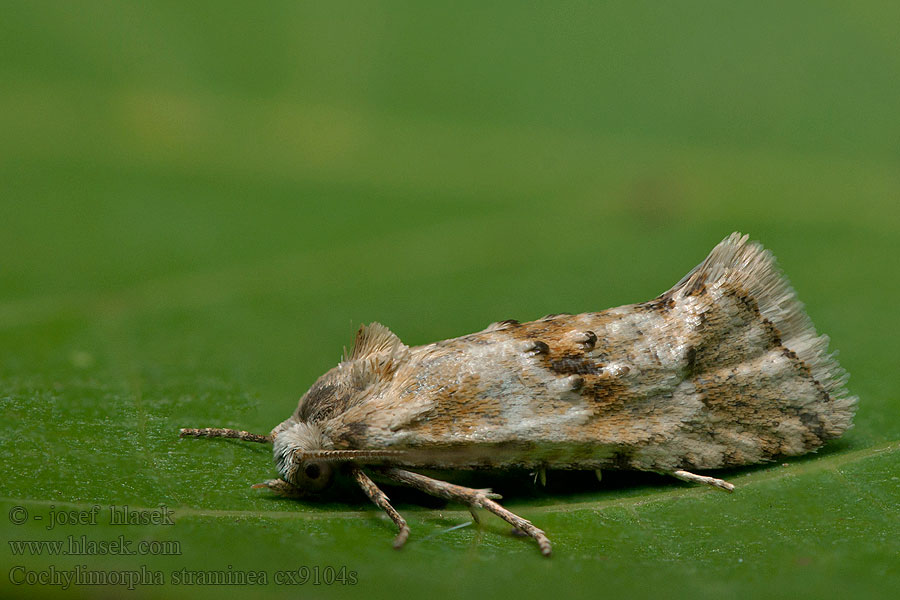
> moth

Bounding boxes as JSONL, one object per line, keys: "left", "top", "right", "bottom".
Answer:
{"left": 180, "top": 232, "right": 857, "bottom": 556}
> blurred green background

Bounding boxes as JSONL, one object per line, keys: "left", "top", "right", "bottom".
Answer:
{"left": 1, "top": 2, "right": 898, "bottom": 599}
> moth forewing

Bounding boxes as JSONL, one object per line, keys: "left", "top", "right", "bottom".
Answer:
{"left": 180, "top": 232, "right": 856, "bottom": 557}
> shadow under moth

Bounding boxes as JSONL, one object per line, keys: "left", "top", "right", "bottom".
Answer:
{"left": 180, "top": 232, "right": 857, "bottom": 556}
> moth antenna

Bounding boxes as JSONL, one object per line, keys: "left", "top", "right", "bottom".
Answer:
{"left": 296, "top": 449, "right": 408, "bottom": 462}
{"left": 350, "top": 467, "right": 410, "bottom": 549}
{"left": 179, "top": 427, "right": 272, "bottom": 444}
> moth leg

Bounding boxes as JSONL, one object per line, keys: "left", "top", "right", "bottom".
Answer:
{"left": 671, "top": 469, "right": 735, "bottom": 492}
{"left": 179, "top": 427, "right": 271, "bottom": 444}
{"left": 378, "top": 467, "right": 552, "bottom": 557}
{"left": 251, "top": 478, "right": 308, "bottom": 498}
{"left": 350, "top": 467, "right": 411, "bottom": 550}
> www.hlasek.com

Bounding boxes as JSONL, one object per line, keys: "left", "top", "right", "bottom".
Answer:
{"left": 9, "top": 535, "right": 181, "bottom": 556}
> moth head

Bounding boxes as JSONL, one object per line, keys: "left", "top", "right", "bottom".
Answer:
{"left": 262, "top": 323, "right": 410, "bottom": 495}
{"left": 272, "top": 421, "right": 335, "bottom": 493}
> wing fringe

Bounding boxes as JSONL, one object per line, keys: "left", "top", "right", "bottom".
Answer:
{"left": 666, "top": 232, "right": 857, "bottom": 436}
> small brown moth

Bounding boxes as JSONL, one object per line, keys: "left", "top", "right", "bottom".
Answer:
{"left": 180, "top": 233, "right": 857, "bottom": 556}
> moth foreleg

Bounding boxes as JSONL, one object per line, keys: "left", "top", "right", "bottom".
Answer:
{"left": 350, "top": 467, "right": 410, "bottom": 550}
{"left": 179, "top": 427, "right": 271, "bottom": 444}
{"left": 671, "top": 469, "right": 735, "bottom": 492}
{"left": 251, "top": 478, "right": 307, "bottom": 498}
{"left": 378, "top": 467, "right": 552, "bottom": 557}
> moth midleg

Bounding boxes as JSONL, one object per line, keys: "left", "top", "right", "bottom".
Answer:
{"left": 671, "top": 469, "right": 735, "bottom": 492}
{"left": 377, "top": 467, "right": 552, "bottom": 557}
{"left": 179, "top": 427, "right": 271, "bottom": 444}
{"left": 350, "top": 467, "right": 410, "bottom": 549}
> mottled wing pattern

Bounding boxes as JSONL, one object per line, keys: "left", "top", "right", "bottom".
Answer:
{"left": 319, "top": 233, "right": 856, "bottom": 471}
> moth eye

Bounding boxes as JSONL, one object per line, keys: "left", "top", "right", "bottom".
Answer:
{"left": 294, "top": 460, "right": 334, "bottom": 492}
